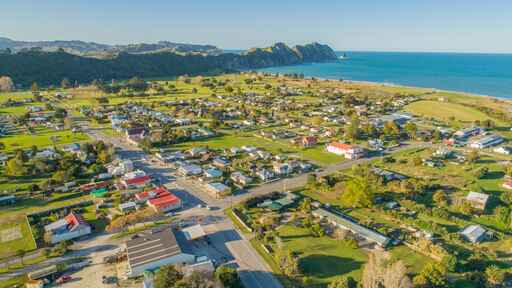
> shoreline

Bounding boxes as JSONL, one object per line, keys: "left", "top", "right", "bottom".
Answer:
{"left": 343, "top": 78, "right": 507, "bottom": 100}
{"left": 261, "top": 69, "right": 508, "bottom": 101}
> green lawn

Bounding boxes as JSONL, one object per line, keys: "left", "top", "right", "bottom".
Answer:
{"left": 0, "top": 276, "right": 26, "bottom": 288}
{"left": 389, "top": 246, "right": 433, "bottom": 275}
{"left": 0, "top": 192, "right": 91, "bottom": 219}
{"left": 0, "top": 218, "right": 37, "bottom": 259}
{"left": 0, "top": 129, "right": 89, "bottom": 151}
{"left": 275, "top": 225, "right": 368, "bottom": 287}
{"left": 405, "top": 100, "right": 495, "bottom": 123}
{"left": 169, "top": 133, "right": 343, "bottom": 166}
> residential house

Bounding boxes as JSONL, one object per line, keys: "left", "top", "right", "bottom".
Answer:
{"left": 188, "top": 147, "right": 208, "bottom": 157}
{"left": 241, "top": 145, "right": 257, "bottom": 153}
{"left": 326, "top": 142, "right": 366, "bottom": 159}
{"left": 502, "top": 180, "right": 512, "bottom": 190}
{"left": 494, "top": 146, "right": 512, "bottom": 155}
{"left": 433, "top": 147, "right": 453, "bottom": 159}
{"left": 119, "top": 202, "right": 137, "bottom": 214}
{"left": 212, "top": 157, "right": 230, "bottom": 168}
{"left": 35, "top": 149, "right": 60, "bottom": 160}
{"left": 205, "top": 182, "right": 231, "bottom": 198}
{"left": 273, "top": 162, "right": 293, "bottom": 175}
{"left": 44, "top": 213, "right": 91, "bottom": 244}
{"left": 126, "top": 127, "right": 146, "bottom": 145}
{"left": 372, "top": 168, "right": 408, "bottom": 182}
{"left": 123, "top": 170, "right": 147, "bottom": 181}
{"left": 204, "top": 168, "right": 223, "bottom": 179}
{"left": 178, "top": 164, "right": 203, "bottom": 176}
{"left": 466, "top": 191, "right": 489, "bottom": 211}
{"left": 230, "top": 171, "right": 253, "bottom": 187}
{"left": 61, "top": 143, "right": 81, "bottom": 154}
{"left": 460, "top": 225, "right": 487, "bottom": 243}
{"left": 256, "top": 169, "right": 275, "bottom": 182}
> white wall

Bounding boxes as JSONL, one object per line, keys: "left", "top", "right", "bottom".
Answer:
{"left": 129, "top": 253, "right": 195, "bottom": 277}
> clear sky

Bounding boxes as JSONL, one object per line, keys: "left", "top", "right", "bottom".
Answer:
{"left": 1, "top": 0, "right": 512, "bottom": 53}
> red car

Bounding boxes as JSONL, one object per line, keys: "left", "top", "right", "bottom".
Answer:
{"left": 56, "top": 275, "right": 72, "bottom": 284}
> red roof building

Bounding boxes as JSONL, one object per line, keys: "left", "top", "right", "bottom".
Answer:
{"left": 143, "top": 186, "right": 182, "bottom": 213}
{"left": 121, "top": 175, "right": 152, "bottom": 189}
{"left": 135, "top": 186, "right": 168, "bottom": 202}
{"left": 327, "top": 142, "right": 366, "bottom": 159}
{"left": 79, "top": 181, "right": 109, "bottom": 192}
{"left": 302, "top": 136, "right": 318, "bottom": 147}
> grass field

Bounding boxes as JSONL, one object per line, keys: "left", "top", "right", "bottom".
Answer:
{"left": 170, "top": 133, "right": 344, "bottom": 166}
{"left": 389, "top": 246, "right": 433, "bottom": 275}
{"left": 0, "top": 218, "right": 37, "bottom": 259}
{"left": 0, "top": 129, "right": 89, "bottom": 151}
{"left": 275, "top": 225, "right": 368, "bottom": 286}
{"left": 0, "top": 192, "right": 91, "bottom": 219}
{"left": 405, "top": 100, "right": 493, "bottom": 123}
{"left": 0, "top": 276, "right": 25, "bottom": 288}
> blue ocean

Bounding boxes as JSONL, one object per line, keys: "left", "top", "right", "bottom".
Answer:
{"left": 258, "top": 51, "right": 512, "bottom": 99}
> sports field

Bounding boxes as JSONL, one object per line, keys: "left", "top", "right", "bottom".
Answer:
{"left": 0, "top": 217, "right": 37, "bottom": 259}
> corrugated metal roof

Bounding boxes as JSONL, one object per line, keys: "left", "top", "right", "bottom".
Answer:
{"left": 313, "top": 208, "right": 390, "bottom": 247}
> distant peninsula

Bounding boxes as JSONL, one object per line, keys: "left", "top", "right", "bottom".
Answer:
{"left": 0, "top": 38, "right": 338, "bottom": 86}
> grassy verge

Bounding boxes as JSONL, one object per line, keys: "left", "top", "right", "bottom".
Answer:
{"left": 225, "top": 208, "right": 252, "bottom": 234}
{"left": 0, "top": 276, "right": 26, "bottom": 288}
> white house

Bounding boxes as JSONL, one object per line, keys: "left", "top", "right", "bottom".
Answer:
{"left": 460, "top": 225, "right": 487, "bottom": 243}
{"left": 44, "top": 213, "right": 91, "bottom": 244}
{"left": 326, "top": 142, "right": 366, "bottom": 159}
{"left": 493, "top": 146, "right": 512, "bottom": 155}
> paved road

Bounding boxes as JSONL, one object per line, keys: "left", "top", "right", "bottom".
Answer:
{"left": 1, "top": 124, "right": 428, "bottom": 286}
{"left": 85, "top": 127, "right": 284, "bottom": 288}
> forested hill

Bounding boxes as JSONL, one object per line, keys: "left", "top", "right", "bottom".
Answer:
{"left": 0, "top": 42, "right": 337, "bottom": 87}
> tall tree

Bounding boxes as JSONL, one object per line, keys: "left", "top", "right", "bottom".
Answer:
{"left": 215, "top": 266, "right": 243, "bottom": 288}
{"left": 0, "top": 76, "right": 14, "bottom": 92}
{"left": 61, "top": 78, "right": 70, "bottom": 89}
{"left": 340, "top": 176, "right": 374, "bottom": 208}
{"left": 154, "top": 265, "right": 183, "bottom": 288}
{"left": 346, "top": 116, "right": 361, "bottom": 141}
{"left": 329, "top": 276, "right": 357, "bottom": 288}
{"left": 31, "top": 82, "right": 39, "bottom": 92}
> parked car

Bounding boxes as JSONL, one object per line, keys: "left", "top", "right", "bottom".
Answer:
{"left": 56, "top": 275, "right": 72, "bottom": 284}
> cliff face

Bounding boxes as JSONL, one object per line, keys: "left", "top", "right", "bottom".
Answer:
{"left": 0, "top": 42, "right": 338, "bottom": 86}
{"left": 225, "top": 42, "right": 337, "bottom": 69}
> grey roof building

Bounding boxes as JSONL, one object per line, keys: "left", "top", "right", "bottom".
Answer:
{"left": 460, "top": 225, "right": 487, "bottom": 243}
{"left": 313, "top": 208, "right": 390, "bottom": 247}
{"left": 126, "top": 229, "right": 195, "bottom": 277}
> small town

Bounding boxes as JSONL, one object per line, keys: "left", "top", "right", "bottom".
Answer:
{"left": 0, "top": 71, "right": 511, "bottom": 288}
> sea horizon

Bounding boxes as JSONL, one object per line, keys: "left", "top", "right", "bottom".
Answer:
{"left": 256, "top": 51, "right": 512, "bottom": 99}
